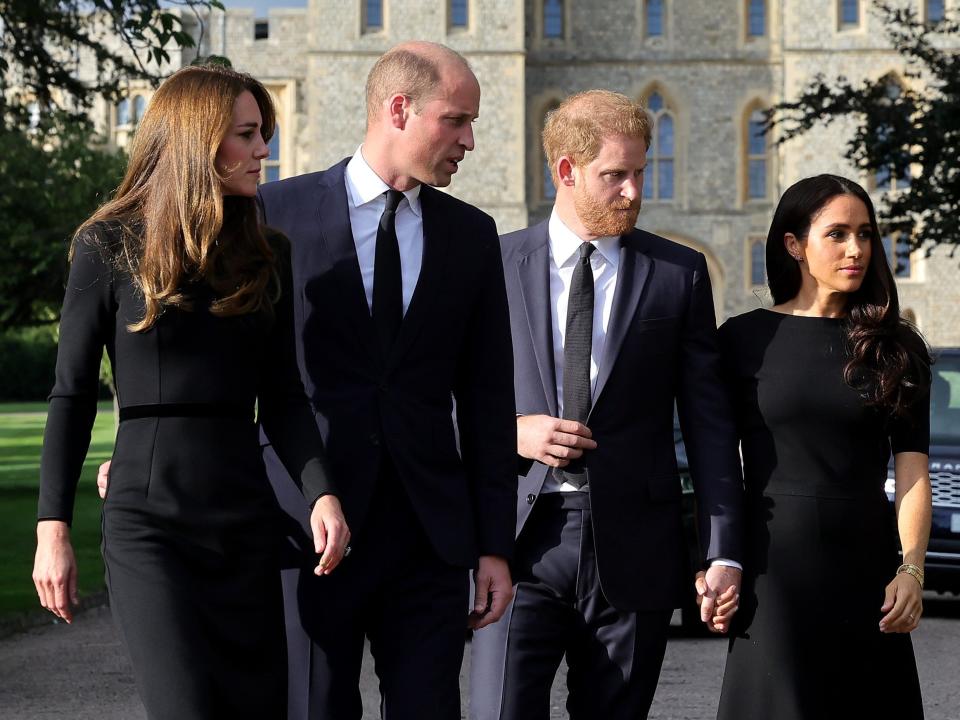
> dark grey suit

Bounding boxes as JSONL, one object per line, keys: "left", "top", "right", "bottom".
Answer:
{"left": 470, "top": 220, "right": 744, "bottom": 719}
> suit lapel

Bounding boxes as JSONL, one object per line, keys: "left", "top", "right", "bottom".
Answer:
{"left": 314, "top": 163, "right": 381, "bottom": 365}
{"left": 517, "top": 223, "right": 558, "bottom": 417}
{"left": 387, "top": 185, "right": 450, "bottom": 368}
{"left": 592, "top": 232, "right": 651, "bottom": 411}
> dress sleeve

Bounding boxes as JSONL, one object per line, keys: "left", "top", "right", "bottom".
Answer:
{"left": 257, "top": 232, "right": 337, "bottom": 504}
{"left": 890, "top": 377, "right": 931, "bottom": 456}
{"left": 38, "top": 231, "right": 115, "bottom": 524}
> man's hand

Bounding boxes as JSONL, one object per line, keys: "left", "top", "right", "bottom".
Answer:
{"left": 310, "top": 495, "right": 350, "bottom": 576}
{"left": 695, "top": 565, "right": 741, "bottom": 634}
{"left": 96, "top": 460, "right": 111, "bottom": 499}
{"left": 33, "top": 521, "right": 79, "bottom": 623}
{"left": 469, "top": 555, "right": 513, "bottom": 630}
{"left": 517, "top": 415, "right": 597, "bottom": 468}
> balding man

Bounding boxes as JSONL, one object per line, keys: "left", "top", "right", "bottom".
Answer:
{"left": 470, "top": 90, "right": 744, "bottom": 719}
{"left": 257, "top": 42, "right": 517, "bottom": 719}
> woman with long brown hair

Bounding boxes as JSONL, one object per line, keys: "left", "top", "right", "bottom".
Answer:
{"left": 714, "top": 174, "right": 931, "bottom": 719}
{"left": 31, "top": 65, "right": 349, "bottom": 719}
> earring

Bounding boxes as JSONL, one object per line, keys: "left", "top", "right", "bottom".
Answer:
{"left": 791, "top": 254, "right": 803, "bottom": 263}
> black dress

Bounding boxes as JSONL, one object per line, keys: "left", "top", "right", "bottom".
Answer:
{"left": 38, "top": 224, "right": 333, "bottom": 720}
{"left": 716, "top": 309, "right": 927, "bottom": 720}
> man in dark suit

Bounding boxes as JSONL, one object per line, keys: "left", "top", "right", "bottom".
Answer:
{"left": 469, "top": 90, "right": 744, "bottom": 720}
{"left": 257, "top": 42, "right": 517, "bottom": 720}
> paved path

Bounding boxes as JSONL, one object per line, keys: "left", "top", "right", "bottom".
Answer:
{"left": 1, "top": 598, "right": 958, "bottom": 719}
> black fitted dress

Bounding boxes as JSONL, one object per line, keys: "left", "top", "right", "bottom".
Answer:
{"left": 38, "top": 224, "right": 333, "bottom": 720}
{"left": 716, "top": 309, "right": 927, "bottom": 720}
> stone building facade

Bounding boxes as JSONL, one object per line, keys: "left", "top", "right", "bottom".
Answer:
{"left": 90, "top": 0, "right": 959, "bottom": 345}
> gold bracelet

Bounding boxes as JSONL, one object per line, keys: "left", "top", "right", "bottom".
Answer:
{"left": 897, "top": 563, "right": 924, "bottom": 589}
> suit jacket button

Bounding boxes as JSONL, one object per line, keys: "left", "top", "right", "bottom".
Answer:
{"left": 369, "top": 433, "right": 380, "bottom": 447}
{"left": 526, "top": 493, "right": 536, "bottom": 504}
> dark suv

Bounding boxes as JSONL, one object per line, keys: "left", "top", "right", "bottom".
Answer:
{"left": 885, "top": 347, "right": 960, "bottom": 594}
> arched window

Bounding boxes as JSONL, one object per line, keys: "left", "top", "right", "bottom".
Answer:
{"left": 133, "top": 95, "right": 146, "bottom": 124}
{"left": 543, "top": 0, "right": 563, "bottom": 38}
{"left": 646, "top": 0, "right": 664, "bottom": 37}
{"left": 746, "top": 108, "right": 768, "bottom": 200}
{"left": 747, "top": 0, "right": 765, "bottom": 37}
{"left": 643, "top": 91, "right": 675, "bottom": 201}
{"left": 263, "top": 125, "right": 281, "bottom": 184}
{"left": 874, "top": 78, "right": 911, "bottom": 193}
{"left": 749, "top": 238, "right": 766, "bottom": 286}
{"left": 117, "top": 98, "right": 130, "bottom": 126}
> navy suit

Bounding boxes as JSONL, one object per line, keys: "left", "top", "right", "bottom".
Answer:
{"left": 471, "top": 220, "right": 744, "bottom": 719}
{"left": 257, "top": 159, "right": 517, "bottom": 720}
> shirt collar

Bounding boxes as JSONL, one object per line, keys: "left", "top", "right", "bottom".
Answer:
{"left": 548, "top": 209, "right": 621, "bottom": 269}
{"left": 345, "top": 145, "right": 422, "bottom": 217}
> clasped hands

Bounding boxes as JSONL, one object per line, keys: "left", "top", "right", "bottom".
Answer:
{"left": 695, "top": 566, "right": 741, "bottom": 634}
{"left": 518, "top": 415, "right": 743, "bottom": 633}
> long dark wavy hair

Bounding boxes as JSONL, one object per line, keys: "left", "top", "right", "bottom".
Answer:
{"left": 766, "top": 174, "right": 930, "bottom": 418}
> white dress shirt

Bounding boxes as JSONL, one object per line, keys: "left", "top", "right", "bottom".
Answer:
{"left": 539, "top": 212, "right": 743, "bottom": 571}
{"left": 542, "top": 210, "right": 621, "bottom": 493}
{"left": 345, "top": 146, "right": 423, "bottom": 314}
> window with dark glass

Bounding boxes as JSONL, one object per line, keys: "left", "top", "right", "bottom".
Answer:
{"left": 646, "top": 0, "right": 664, "bottom": 37}
{"left": 543, "top": 0, "right": 563, "bottom": 38}
{"left": 254, "top": 20, "right": 269, "bottom": 40}
{"left": 263, "top": 126, "right": 281, "bottom": 184}
{"left": 927, "top": 0, "right": 945, "bottom": 23}
{"left": 882, "top": 234, "right": 911, "bottom": 279}
{"left": 747, "top": 109, "right": 767, "bottom": 199}
{"left": 450, "top": 0, "right": 468, "bottom": 28}
{"left": 133, "top": 95, "right": 146, "bottom": 124}
{"left": 365, "top": 0, "right": 383, "bottom": 31}
{"left": 117, "top": 98, "right": 130, "bottom": 126}
{"left": 840, "top": 0, "right": 859, "bottom": 26}
{"left": 748, "top": 0, "right": 765, "bottom": 37}
{"left": 542, "top": 103, "right": 560, "bottom": 200}
{"left": 643, "top": 92, "right": 675, "bottom": 201}
{"left": 750, "top": 240, "right": 766, "bottom": 286}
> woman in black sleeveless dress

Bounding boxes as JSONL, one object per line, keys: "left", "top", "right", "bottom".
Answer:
{"left": 716, "top": 175, "right": 931, "bottom": 720}
{"left": 32, "top": 65, "right": 349, "bottom": 720}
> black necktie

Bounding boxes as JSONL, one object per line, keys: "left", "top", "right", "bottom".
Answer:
{"left": 559, "top": 242, "right": 595, "bottom": 488}
{"left": 372, "top": 189, "right": 404, "bottom": 355}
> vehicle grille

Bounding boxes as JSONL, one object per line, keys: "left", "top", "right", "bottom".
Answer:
{"left": 931, "top": 471, "right": 960, "bottom": 508}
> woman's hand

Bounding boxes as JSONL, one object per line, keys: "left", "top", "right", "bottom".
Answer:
{"left": 879, "top": 571, "right": 923, "bottom": 633}
{"left": 33, "top": 521, "right": 79, "bottom": 623}
{"left": 309, "top": 495, "right": 351, "bottom": 576}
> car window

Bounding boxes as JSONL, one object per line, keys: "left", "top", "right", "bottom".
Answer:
{"left": 931, "top": 353, "right": 960, "bottom": 446}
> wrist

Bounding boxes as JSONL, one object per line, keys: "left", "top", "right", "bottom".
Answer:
{"left": 896, "top": 563, "right": 924, "bottom": 589}
{"left": 37, "top": 519, "right": 70, "bottom": 540}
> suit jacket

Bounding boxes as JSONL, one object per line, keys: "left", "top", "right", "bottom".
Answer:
{"left": 502, "top": 220, "right": 743, "bottom": 611}
{"left": 256, "top": 159, "right": 517, "bottom": 568}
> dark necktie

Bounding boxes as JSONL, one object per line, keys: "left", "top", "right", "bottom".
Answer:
{"left": 372, "top": 189, "right": 404, "bottom": 355}
{"left": 559, "top": 241, "right": 595, "bottom": 488}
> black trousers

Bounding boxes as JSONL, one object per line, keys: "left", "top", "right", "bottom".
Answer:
{"left": 470, "top": 492, "right": 671, "bottom": 720}
{"left": 293, "top": 458, "right": 469, "bottom": 720}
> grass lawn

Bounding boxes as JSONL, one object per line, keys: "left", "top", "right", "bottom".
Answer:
{"left": 0, "top": 402, "right": 115, "bottom": 617}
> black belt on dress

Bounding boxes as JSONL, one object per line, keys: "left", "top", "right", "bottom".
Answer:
{"left": 118, "top": 403, "right": 253, "bottom": 423}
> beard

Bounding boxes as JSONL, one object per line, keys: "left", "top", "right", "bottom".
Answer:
{"left": 573, "top": 186, "right": 641, "bottom": 237}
